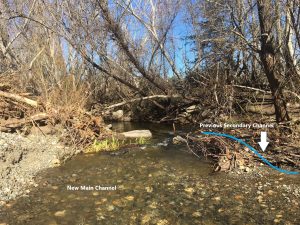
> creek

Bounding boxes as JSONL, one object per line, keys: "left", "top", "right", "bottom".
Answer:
{"left": 0, "top": 122, "right": 299, "bottom": 225}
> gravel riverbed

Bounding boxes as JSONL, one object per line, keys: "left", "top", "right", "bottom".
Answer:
{"left": 0, "top": 132, "right": 78, "bottom": 204}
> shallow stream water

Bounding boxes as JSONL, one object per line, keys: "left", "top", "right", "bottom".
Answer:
{"left": 0, "top": 122, "right": 299, "bottom": 224}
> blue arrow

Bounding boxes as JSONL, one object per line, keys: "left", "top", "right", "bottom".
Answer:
{"left": 202, "top": 131, "right": 299, "bottom": 175}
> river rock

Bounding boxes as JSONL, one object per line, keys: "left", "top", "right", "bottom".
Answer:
{"left": 173, "top": 136, "right": 187, "bottom": 144}
{"left": 149, "top": 202, "right": 157, "bottom": 209}
{"left": 107, "top": 205, "right": 115, "bottom": 211}
{"left": 121, "top": 130, "right": 152, "bottom": 138}
{"left": 157, "top": 219, "right": 169, "bottom": 225}
{"left": 192, "top": 211, "right": 202, "bottom": 217}
{"left": 124, "top": 196, "right": 134, "bottom": 201}
{"left": 274, "top": 219, "right": 280, "bottom": 223}
{"left": 112, "top": 110, "right": 124, "bottom": 120}
{"left": 122, "top": 116, "right": 132, "bottom": 122}
{"left": 268, "top": 190, "right": 276, "bottom": 195}
{"left": 54, "top": 210, "right": 66, "bottom": 217}
{"left": 257, "top": 195, "right": 263, "bottom": 203}
{"left": 184, "top": 187, "right": 195, "bottom": 194}
{"left": 244, "top": 167, "right": 251, "bottom": 172}
{"left": 141, "top": 214, "right": 152, "bottom": 224}
{"left": 213, "top": 196, "right": 221, "bottom": 201}
{"left": 145, "top": 186, "right": 153, "bottom": 193}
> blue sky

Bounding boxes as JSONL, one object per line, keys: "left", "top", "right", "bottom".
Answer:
{"left": 60, "top": 0, "right": 197, "bottom": 76}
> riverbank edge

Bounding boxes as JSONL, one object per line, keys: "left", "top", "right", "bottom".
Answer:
{"left": 0, "top": 129, "right": 153, "bottom": 205}
{"left": 1, "top": 128, "right": 299, "bottom": 207}
{"left": 0, "top": 132, "right": 82, "bottom": 205}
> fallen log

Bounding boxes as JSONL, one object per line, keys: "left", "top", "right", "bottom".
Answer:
{"left": 0, "top": 113, "right": 48, "bottom": 131}
{"left": 0, "top": 90, "right": 38, "bottom": 108}
{"left": 0, "top": 127, "right": 10, "bottom": 132}
{"left": 105, "top": 94, "right": 181, "bottom": 110}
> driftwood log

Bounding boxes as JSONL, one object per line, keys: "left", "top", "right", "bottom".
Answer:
{"left": 0, "top": 90, "right": 38, "bottom": 107}
{"left": 0, "top": 113, "right": 48, "bottom": 132}
{"left": 105, "top": 94, "right": 181, "bottom": 110}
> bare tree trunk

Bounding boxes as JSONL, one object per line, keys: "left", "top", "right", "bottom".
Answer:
{"left": 256, "top": 0, "right": 290, "bottom": 123}
{"left": 289, "top": 0, "right": 300, "bottom": 52}
{"left": 0, "top": 91, "right": 38, "bottom": 107}
{"left": 96, "top": 0, "right": 169, "bottom": 94}
{"left": 0, "top": 0, "right": 18, "bottom": 68}
{"left": 284, "top": 1, "right": 300, "bottom": 79}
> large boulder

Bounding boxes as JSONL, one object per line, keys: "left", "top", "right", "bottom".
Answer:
{"left": 121, "top": 130, "right": 152, "bottom": 138}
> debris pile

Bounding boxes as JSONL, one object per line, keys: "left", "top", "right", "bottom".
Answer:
{"left": 0, "top": 74, "right": 108, "bottom": 148}
{"left": 185, "top": 129, "right": 300, "bottom": 172}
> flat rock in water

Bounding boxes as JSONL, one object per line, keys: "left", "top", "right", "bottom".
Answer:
{"left": 121, "top": 130, "right": 152, "bottom": 138}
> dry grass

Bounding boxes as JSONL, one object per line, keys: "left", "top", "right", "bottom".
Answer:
{"left": 0, "top": 72, "right": 109, "bottom": 148}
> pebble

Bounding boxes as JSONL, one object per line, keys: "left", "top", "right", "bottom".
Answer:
{"left": 130, "top": 215, "right": 137, "bottom": 220}
{"left": 124, "top": 196, "right": 134, "bottom": 201}
{"left": 274, "top": 219, "right": 281, "bottom": 223}
{"left": 268, "top": 190, "right": 275, "bottom": 195}
{"left": 257, "top": 195, "right": 263, "bottom": 203}
{"left": 192, "top": 211, "right": 202, "bottom": 217}
{"left": 141, "top": 214, "right": 151, "bottom": 224}
{"left": 54, "top": 210, "right": 66, "bottom": 217}
{"left": 234, "top": 195, "right": 244, "bottom": 201}
{"left": 145, "top": 187, "right": 153, "bottom": 193}
{"left": 157, "top": 219, "right": 169, "bottom": 225}
{"left": 245, "top": 167, "right": 251, "bottom": 172}
{"left": 97, "top": 215, "right": 105, "bottom": 220}
{"left": 112, "top": 199, "right": 123, "bottom": 207}
{"left": 149, "top": 202, "right": 157, "bottom": 209}
{"left": 107, "top": 205, "right": 115, "bottom": 211}
{"left": 213, "top": 196, "right": 221, "bottom": 201}
{"left": 184, "top": 187, "right": 195, "bottom": 194}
